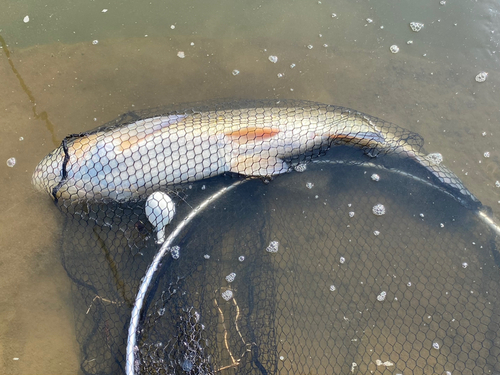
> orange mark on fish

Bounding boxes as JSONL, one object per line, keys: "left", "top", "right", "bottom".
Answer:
{"left": 225, "top": 127, "right": 280, "bottom": 144}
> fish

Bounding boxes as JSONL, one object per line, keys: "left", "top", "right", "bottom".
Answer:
{"left": 32, "top": 99, "right": 479, "bottom": 207}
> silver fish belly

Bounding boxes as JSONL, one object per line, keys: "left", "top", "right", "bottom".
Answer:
{"left": 32, "top": 100, "right": 478, "bottom": 206}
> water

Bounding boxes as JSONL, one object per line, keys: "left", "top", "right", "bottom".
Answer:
{"left": 0, "top": 0, "right": 499, "bottom": 373}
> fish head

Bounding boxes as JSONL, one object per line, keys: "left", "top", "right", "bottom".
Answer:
{"left": 32, "top": 145, "right": 66, "bottom": 200}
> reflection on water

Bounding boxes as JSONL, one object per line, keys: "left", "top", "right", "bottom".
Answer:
{"left": 0, "top": 0, "right": 499, "bottom": 373}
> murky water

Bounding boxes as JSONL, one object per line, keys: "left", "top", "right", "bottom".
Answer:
{"left": 0, "top": 0, "right": 499, "bottom": 373}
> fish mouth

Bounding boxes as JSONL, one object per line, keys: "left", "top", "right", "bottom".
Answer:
{"left": 32, "top": 146, "right": 66, "bottom": 199}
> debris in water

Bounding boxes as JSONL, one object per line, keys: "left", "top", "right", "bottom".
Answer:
{"left": 102, "top": 9, "right": 108, "bottom": 13}
{"left": 92, "top": 40, "right": 99, "bottom": 45}
{"left": 373, "top": 230, "right": 380, "bottom": 236}
{"left": 475, "top": 72, "right": 488, "bottom": 82}
{"left": 433, "top": 342, "right": 440, "bottom": 349}
{"left": 462, "top": 262, "right": 468, "bottom": 268}
{"left": 366, "top": 18, "right": 373, "bottom": 24}
{"left": 407, "top": 40, "right": 414, "bottom": 45}
{"left": 484, "top": 151, "right": 490, "bottom": 158}
{"left": 306, "top": 182, "right": 314, "bottom": 189}
{"left": 390, "top": 45, "right": 400, "bottom": 53}
{"left": 268, "top": 55, "right": 278, "bottom": 63}
{"left": 222, "top": 290, "right": 233, "bottom": 301}
{"left": 170, "top": 246, "right": 180, "bottom": 259}
{"left": 340, "top": 256, "right": 345, "bottom": 264}
{"left": 266, "top": 240, "right": 279, "bottom": 253}
{"left": 238, "top": 256, "right": 245, "bottom": 262}
{"left": 375, "top": 359, "right": 394, "bottom": 366}
{"left": 424, "top": 153, "right": 443, "bottom": 165}
{"left": 349, "top": 211, "right": 355, "bottom": 218}
{"left": 177, "top": 51, "right": 185, "bottom": 58}
{"left": 371, "top": 173, "right": 380, "bottom": 181}
{"left": 232, "top": 70, "right": 240, "bottom": 76}
{"left": 294, "top": 163, "right": 307, "bottom": 172}
{"left": 372, "top": 203, "right": 386, "bottom": 216}
{"left": 23, "top": 16, "right": 30, "bottom": 23}
{"left": 204, "top": 254, "right": 210, "bottom": 259}
{"left": 329, "top": 285, "right": 336, "bottom": 291}
{"left": 6, "top": 157, "right": 16, "bottom": 167}
{"left": 377, "top": 291, "right": 387, "bottom": 301}
{"left": 409, "top": 22, "right": 424, "bottom": 32}
{"left": 307, "top": 45, "right": 313, "bottom": 50}
{"left": 225, "top": 273, "right": 236, "bottom": 282}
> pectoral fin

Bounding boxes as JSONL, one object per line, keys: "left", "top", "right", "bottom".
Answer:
{"left": 230, "top": 154, "right": 289, "bottom": 177}
{"left": 330, "top": 131, "right": 385, "bottom": 148}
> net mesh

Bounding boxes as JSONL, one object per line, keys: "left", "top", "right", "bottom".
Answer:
{"left": 33, "top": 101, "right": 500, "bottom": 375}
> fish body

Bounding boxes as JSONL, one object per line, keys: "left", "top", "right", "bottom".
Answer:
{"left": 32, "top": 100, "right": 478, "bottom": 206}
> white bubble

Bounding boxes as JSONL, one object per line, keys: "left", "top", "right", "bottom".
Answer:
{"left": 462, "top": 262, "right": 468, "bottom": 268}
{"left": 340, "top": 256, "right": 345, "bottom": 264}
{"left": 268, "top": 55, "right": 278, "bottom": 63}
{"left": 204, "top": 254, "right": 210, "bottom": 259}
{"left": 294, "top": 164, "right": 307, "bottom": 172}
{"left": 371, "top": 173, "right": 380, "bottom": 181}
{"left": 349, "top": 211, "right": 355, "bottom": 218}
{"left": 92, "top": 40, "right": 99, "bottom": 45}
{"left": 420, "top": 213, "right": 425, "bottom": 218}
{"left": 170, "top": 246, "right": 180, "bottom": 259}
{"left": 409, "top": 22, "right": 424, "bottom": 32}
{"left": 266, "top": 240, "right": 279, "bottom": 253}
{"left": 6, "top": 157, "right": 16, "bottom": 167}
{"left": 424, "top": 153, "right": 443, "bottom": 165}
{"left": 377, "top": 291, "right": 387, "bottom": 301}
{"left": 177, "top": 51, "right": 185, "bottom": 58}
{"left": 170, "top": 25, "right": 175, "bottom": 29}
{"left": 329, "top": 285, "right": 336, "bottom": 291}
{"left": 306, "top": 182, "right": 314, "bottom": 189}
{"left": 484, "top": 151, "right": 490, "bottom": 158}
{"left": 407, "top": 282, "right": 412, "bottom": 286}
{"left": 432, "top": 342, "right": 440, "bottom": 349}
{"left": 280, "top": 356, "right": 285, "bottom": 361}
{"left": 390, "top": 45, "right": 400, "bottom": 53}
{"left": 225, "top": 272, "right": 236, "bottom": 282}
{"left": 19, "top": 137, "right": 24, "bottom": 141}
{"left": 495, "top": 181, "right": 500, "bottom": 188}
{"left": 307, "top": 45, "right": 313, "bottom": 50}
{"left": 232, "top": 69, "right": 240, "bottom": 76}
{"left": 372, "top": 203, "right": 386, "bottom": 216}
{"left": 222, "top": 290, "right": 233, "bottom": 301}
{"left": 238, "top": 255, "right": 245, "bottom": 262}
{"left": 475, "top": 72, "right": 488, "bottom": 82}
{"left": 23, "top": 15, "right": 29, "bottom": 23}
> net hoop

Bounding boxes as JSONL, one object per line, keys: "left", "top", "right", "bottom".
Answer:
{"left": 125, "top": 178, "right": 249, "bottom": 375}
{"left": 125, "top": 160, "right": 500, "bottom": 375}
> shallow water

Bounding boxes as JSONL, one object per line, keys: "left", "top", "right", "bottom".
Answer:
{"left": 0, "top": 0, "right": 499, "bottom": 373}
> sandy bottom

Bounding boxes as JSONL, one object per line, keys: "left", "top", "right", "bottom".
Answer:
{"left": 0, "top": 32, "right": 498, "bottom": 374}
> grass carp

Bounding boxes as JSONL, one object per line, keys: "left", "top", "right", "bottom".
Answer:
{"left": 32, "top": 100, "right": 478, "bottom": 207}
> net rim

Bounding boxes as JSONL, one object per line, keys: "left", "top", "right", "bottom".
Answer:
{"left": 125, "top": 178, "right": 250, "bottom": 375}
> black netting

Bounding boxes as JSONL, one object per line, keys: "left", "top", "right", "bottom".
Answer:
{"left": 32, "top": 101, "right": 500, "bottom": 375}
